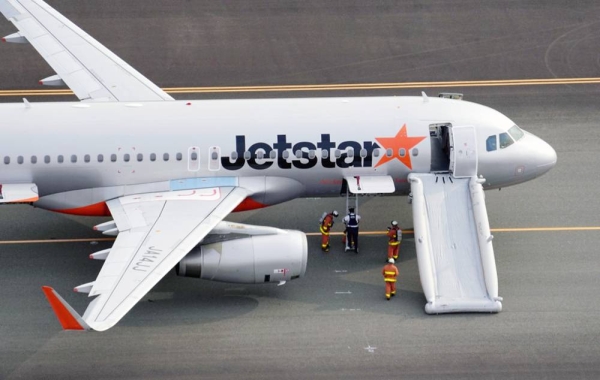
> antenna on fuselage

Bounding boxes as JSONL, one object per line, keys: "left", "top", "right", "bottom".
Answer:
{"left": 421, "top": 91, "right": 429, "bottom": 103}
{"left": 22, "top": 98, "right": 31, "bottom": 109}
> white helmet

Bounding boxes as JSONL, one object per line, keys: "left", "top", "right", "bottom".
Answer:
{"left": 391, "top": 221, "right": 398, "bottom": 226}
{"left": 388, "top": 258, "right": 395, "bottom": 264}
{"left": 332, "top": 210, "right": 339, "bottom": 217}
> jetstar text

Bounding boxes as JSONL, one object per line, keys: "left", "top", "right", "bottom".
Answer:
{"left": 221, "top": 134, "right": 381, "bottom": 170}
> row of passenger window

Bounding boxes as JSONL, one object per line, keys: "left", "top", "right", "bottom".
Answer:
{"left": 2, "top": 148, "right": 418, "bottom": 165}
{"left": 230, "top": 147, "right": 418, "bottom": 160}
{"left": 2, "top": 152, "right": 196, "bottom": 165}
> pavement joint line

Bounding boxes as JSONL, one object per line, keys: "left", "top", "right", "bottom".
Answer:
{"left": 0, "top": 227, "right": 597, "bottom": 244}
{"left": 2, "top": 77, "right": 600, "bottom": 97}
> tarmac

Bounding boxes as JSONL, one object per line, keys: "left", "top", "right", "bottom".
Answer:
{"left": 1, "top": 1, "right": 600, "bottom": 379}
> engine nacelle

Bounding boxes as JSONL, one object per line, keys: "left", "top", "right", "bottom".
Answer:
{"left": 176, "top": 230, "right": 307, "bottom": 284}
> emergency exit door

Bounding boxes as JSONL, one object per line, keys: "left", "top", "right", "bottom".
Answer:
{"left": 449, "top": 126, "right": 477, "bottom": 178}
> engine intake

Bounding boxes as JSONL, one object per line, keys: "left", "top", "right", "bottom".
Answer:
{"left": 176, "top": 230, "right": 307, "bottom": 284}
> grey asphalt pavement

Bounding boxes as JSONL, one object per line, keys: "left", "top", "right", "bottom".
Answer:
{"left": 1, "top": 1, "right": 600, "bottom": 379}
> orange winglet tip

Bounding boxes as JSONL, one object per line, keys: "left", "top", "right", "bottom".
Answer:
{"left": 41, "top": 286, "right": 89, "bottom": 331}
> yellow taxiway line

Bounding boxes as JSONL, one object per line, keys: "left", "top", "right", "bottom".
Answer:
{"left": 0, "top": 226, "right": 597, "bottom": 244}
{"left": 1, "top": 77, "right": 600, "bottom": 97}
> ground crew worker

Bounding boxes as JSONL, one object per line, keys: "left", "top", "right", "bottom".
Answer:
{"left": 382, "top": 258, "right": 399, "bottom": 300}
{"left": 319, "top": 210, "right": 338, "bottom": 252}
{"left": 343, "top": 207, "right": 360, "bottom": 252}
{"left": 386, "top": 220, "right": 402, "bottom": 261}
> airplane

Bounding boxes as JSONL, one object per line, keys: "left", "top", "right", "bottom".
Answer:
{"left": 0, "top": 0, "right": 557, "bottom": 331}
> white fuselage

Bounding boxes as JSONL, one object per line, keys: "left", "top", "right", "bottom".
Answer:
{"left": 0, "top": 96, "right": 556, "bottom": 215}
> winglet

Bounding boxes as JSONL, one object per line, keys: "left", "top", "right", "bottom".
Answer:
{"left": 41, "top": 286, "right": 90, "bottom": 331}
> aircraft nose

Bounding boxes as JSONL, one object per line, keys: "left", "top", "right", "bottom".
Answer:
{"left": 534, "top": 136, "right": 557, "bottom": 176}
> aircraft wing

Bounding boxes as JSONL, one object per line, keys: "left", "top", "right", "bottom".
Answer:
{"left": 43, "top": 187, "right": 248, "bottom": 331}
{"left": 0, "top": 0, "right": 174, "bottom": 102}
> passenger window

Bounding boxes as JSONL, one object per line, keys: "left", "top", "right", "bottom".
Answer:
{"left": 98, "top": 154, "right": 104, "bottom": 163}
{"left": 499, "top": 133, "right": 514, "bottom": 149}
{"left": 412, "top": 148, "right": 418, "bottom": 156}
{"left": 111, "top": 154, "right": 117, "bottom": 162}
{"left": 17, "top": 156, "right": 23, "bottom": 164}
{"left": 373, "top": 149, "right": 380, "bottom": 157}
{"left": 282, "top": 151, "right": 290, "bottom": 159}
{"left": 321, "top": 150, "right": 329, "bottom": 159}
{"left": 486, "top": 135, "right": 497, "bottom": 151}
{"left": 399, "top": 148, "right": 406, "bottom": 157}
{"left": 256, "top": 151, "right": 264, "bottom": 159}
{"left": 360, "top": 149, "right": 367, "bottom": 158}
{"left": 334, "top": 149, "right": 341, "bottom": 158}
{"left": 347, "top": 149, "right": 354, "bottom": 157}
{"left": 244, "top": 151, "right": 251, "bottom": 160}
{"left": 4, "top": 156, "right": 9, "bottom": 164}
{"left": 386, "top": 148, "right": 392, "bottom": 157}
{"left": 191, "top": 152, "right": 198, "bottom": 161}
{"left": 231, "top": 152, "right": 238, "bottom": 160}
{"left": 163, "top": 153, "right": 169, "bottom": 161}
{"left": 31, "top": 156, "right": 37, "bottom": 164}
{"left": 308, "top": 150, "right": 316, "bottom": 159}
{"left": 57, "top": 155, "right": 64, "bottom": 163}
{"left": 176, "top": 153, "right": 183, "bottom": 161}
{"left": 269, "top": 151, "right": 277, "bottom": 159}
{"left": 211, "top": 152, "right": 217, "bottom": 160}
{"left": 71, "top": 155, "right": 77, "bottom": 163}
{"left": 295, "top": 150, "right": 302, "bottom": 159}
{"left": 124, "top": 154, "right": 130, "bottom": 162}
{"left": 84, "top": 154, "right": 90, "bottom": 163}
{"left": 137, "top": 153, "right": 143, "bottom": 162}
{"left": 44, "top": 155, "right": 50, "bottom": 164}
{"left": 150, "top": 153, "right": 156, "bottom": 162}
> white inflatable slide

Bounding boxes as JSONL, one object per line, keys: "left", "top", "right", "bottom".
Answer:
{"left": 408, "top": 173, "right": 502, "bottom": 314}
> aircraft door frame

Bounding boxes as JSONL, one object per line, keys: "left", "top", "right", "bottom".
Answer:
{"left": 449, "top": 125, "right": 478, "bottom": 177}
{"left": 187, "top": 146, "right": 200, "bottom": 171}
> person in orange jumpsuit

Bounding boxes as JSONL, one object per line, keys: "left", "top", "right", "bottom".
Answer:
{"left": 382, "top": 258, "right": 399, "bottom": 300}
{"left": 319, "top": 210, "right": 338, "bottom": 252}
{"left": 386, "top": 220, "right": 402, "bottom": 261}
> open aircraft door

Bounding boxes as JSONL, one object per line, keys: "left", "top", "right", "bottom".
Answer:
{"left": 449, "top": 126, "right": 478, "bottom": 178}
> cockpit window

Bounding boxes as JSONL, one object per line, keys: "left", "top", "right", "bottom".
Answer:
{"left": 508, "top": 125, "right": 524, "bottom": 141}
{"left": 499, "top": 132, "right": 514, "bottom": 149}
{"left": 486, "top": 135, "right": 497, "bottom": 152}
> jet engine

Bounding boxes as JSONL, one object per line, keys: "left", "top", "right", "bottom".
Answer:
{"left": 175, "top": 229, "right": 307, "bottom": 284}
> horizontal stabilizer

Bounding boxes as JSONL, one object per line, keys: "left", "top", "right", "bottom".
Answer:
{"left": 41, "top": 286, "right": 90, "bottom": 331}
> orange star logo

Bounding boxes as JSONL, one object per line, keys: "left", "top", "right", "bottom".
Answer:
{"left": 375, "top": 124, "right": 426, "bottom": 169}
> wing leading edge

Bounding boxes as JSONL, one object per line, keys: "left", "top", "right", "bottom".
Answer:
{"left": 0, "top": 0, "right": 174, "bottom": 102}
{"left": 43, "top": 187, "right": 249, "bottom": 331}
